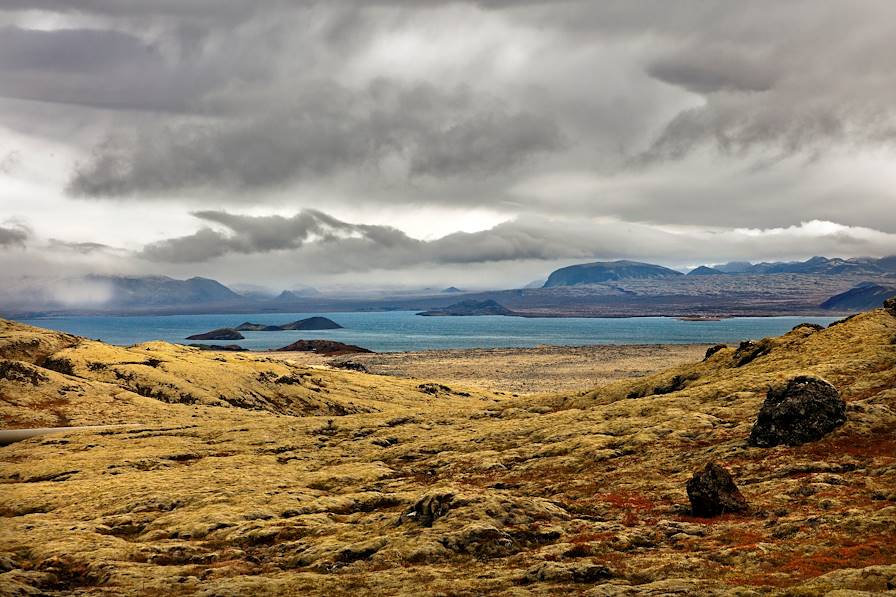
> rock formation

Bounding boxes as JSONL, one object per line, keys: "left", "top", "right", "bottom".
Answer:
{"left": 273, "top": 339, "right": 372, "bottom": 356}
{"left": 686, "top": 462, "right": 749, "bottom": 517}
{"left": 748, "top": 376, "right": 846, "bottom": 447}
{"left": 885, "top": 296, "right": 896, "bottom": 317}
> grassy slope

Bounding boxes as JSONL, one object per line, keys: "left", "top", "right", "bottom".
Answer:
{"left": 0, "top": 312, "right": 894, "bottom": 596}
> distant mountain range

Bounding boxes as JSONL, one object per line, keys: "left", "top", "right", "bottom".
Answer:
{"left": 86, "top": 275, "right": 242, "bottom": 307}
{"left": 539, "top": 256, "right": 896, "bottom": 288}
{"left": 710, "top": 255, "right": 896, "bottom": 276}
{"left": 5, "top": 254, "right": 896, "bottom": 318}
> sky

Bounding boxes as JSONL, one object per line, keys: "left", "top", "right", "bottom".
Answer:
{"left": 2, "top": 0, "right": 896, "bottom": 292}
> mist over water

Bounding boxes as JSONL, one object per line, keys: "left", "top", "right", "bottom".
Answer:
{"left": 20, "top": 312, "right": 841, "bottom": 353}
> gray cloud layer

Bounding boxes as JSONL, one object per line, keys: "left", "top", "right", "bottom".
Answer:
{"left": 137, "top": 209, "right": 896, "bottom": 276}
{"left": 2, "top": 1, "right": 896, "bottom": 288}
{"left": 68, "top": 81, "right": 560, "bottom": 196}
{"left": 0, "top": 224, "right": 29, "bottom": 248}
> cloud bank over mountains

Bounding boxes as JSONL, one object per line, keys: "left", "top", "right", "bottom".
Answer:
{"left": 1, "top": 1, "right": 896, "bottom": 287}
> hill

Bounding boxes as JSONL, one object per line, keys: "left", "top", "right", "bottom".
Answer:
{"left": 543, "top": 260, "right": 683, "bottom": 287}
{"left": 820, "top": 283, "right": 896, "bottom": 311}
{"left": 417, "top": 299, "right": 517, "bottom": 316}
{"left": 687, "top": 265, "right": 725, "bottom": 276}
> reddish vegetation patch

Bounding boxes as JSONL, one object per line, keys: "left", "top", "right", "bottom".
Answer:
{"left": 568, "top": 531, "right": 615, "bottom": 544}
{"left": 728, "top": 533, "right": 896, "bottom": 587}
{"left": 797, "top": 427, "right": 896, "bottom": 460}
{"left": 596, "top": 491, "right": 654, "bottom": 511}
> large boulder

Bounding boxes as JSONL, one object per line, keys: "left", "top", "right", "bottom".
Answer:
{"left": 748, "top": 376, "right": 846, "bottom": 447}
{"left": 686, "top": 462, "right": 749, "bottom": 517}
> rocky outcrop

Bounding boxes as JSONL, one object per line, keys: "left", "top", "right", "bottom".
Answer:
{"left": 273, "top": 340, "right": 372, "bottom": 356}
{"left": 519, "top": 561, "right": 612, "bottom": 585}
{"left": 885, "top": 296, "right": 896, "bottom": 317}
{"left": 185, "top": 328, "right": 244, "bottom": 341}
{"left": 398, "top": 491, "right": 454, "bottom": 527}
{"left": 748, "top": 376, "right": 846, "bottom": 447}
{"left": 187, "top": 344, "right": 246, "bottom": 351}
{"left": 703, "top": 344, "right": 727, "bottom": 360}
{"left": 733, "top": 338, "right": 774, "bottom": 367}
{"left": 686, "top": 462, "right": 749, "bottom": 517}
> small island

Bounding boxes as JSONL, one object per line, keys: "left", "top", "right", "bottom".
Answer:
{"left": 185, "top": 328, "right": 245, "bottom": 341}
{"left": 417, "top": 299, "right": 518, "bottom": 317}
{"left": 234, "top": 317, "right": 343, "bottom": 331}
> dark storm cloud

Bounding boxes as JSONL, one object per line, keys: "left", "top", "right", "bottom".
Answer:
{"left": 139, "top": 209, "right": 400, "bottom": 262}
{"left": 0, "top": 224, "right": 29, "bottom": 248}
{"left": 68, "top": 81, "right": 560, "bottom": 196}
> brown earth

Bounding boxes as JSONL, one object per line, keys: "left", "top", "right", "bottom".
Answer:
{"left": 270, "top": 344, "right": 709, "bottom": 395}
{"left": 1, "top": 311, "right": 895, "bottom": 596}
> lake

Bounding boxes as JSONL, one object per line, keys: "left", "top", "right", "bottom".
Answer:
{"left": 19, "top": 311, "right": 843, "bottom": 353}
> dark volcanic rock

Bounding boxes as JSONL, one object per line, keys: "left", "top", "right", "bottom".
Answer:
{"left": 187, "top": 344, "right": 246, "bottom": 352}
{"left": 733, "top": 339, "right": 773, "bottom": 367}
{"left": 686, "top": 462, "right": 749, "bottom": 517}
{"left": 885, "top": 297, "right": 896, "bottom": 317}
{"left": 417, "top": 299, "right": 516, "bottom": 317}
{"left": 704, "top": 344, "right": 728, "bottom": 360}
{"left": 399, "top": 492, "right": 454, "bottom": 527}
{"left": 520, "top": 562, "right": 612, "bottom": 585}
{"left": 331, "top": 360, "right": 369, "bottom": 373}
{"left": 185, "top": 328, "right": 244, "bottom": 341}
{"left": 748, "top": 376, "right": 846, "bottom": 447}
{"left": 273, "top": 340, "right": 372, "bottom": 356}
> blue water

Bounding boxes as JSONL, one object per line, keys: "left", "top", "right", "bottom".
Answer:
{"left": 18, "top": 311, "right": 842, "bottom": 353}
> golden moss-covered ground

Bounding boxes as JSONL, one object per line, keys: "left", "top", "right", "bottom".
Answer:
{"left": 1, "top": 311, "right": 895, "bottom": 596}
